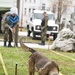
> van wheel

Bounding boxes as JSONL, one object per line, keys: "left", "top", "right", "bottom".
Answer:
{"left": 32, "top": 31, "right": 36, "bottom": 39}
{"left": 27, "top": 25, "right": 29, "bottom": 29}
{"left": 27, "top": 30, "right": 31, "bottom": 37}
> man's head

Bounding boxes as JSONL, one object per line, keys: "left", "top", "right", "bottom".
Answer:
{"left": 43, "top": 12, "right": 47, "bottom": 16}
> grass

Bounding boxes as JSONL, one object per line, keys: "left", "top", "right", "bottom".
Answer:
{"left": 19, "top": 27, "right": 27, "bottom": 32}
{"left": 0, "top": 28, "right": 75, "bottom": 75}
{"left": 0, "top": 47, "right": 75, "bottom": 75}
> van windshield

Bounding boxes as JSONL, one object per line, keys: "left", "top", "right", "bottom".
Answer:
{"left": 34, "top": 13, "right": 55, "bottom": 20}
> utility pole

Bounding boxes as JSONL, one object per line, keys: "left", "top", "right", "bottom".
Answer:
{"left": 17, "top": 0, "right": 20, "bottom": 15}
{"left": 74, "top": 6, "right": 75, "bottom": 12}
{"left": 17, "top": 0, "right": 24, "bottom": 31}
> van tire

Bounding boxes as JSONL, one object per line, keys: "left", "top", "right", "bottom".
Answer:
{"left": 32, "top": 31, "right": 36, "bottom": 39}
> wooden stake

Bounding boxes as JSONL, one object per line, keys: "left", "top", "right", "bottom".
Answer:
{"left": 0, "top": 52, "right": 8, "bottom": 75}
{"left": 48, "top": 34, "right": 50, "bottom": 50}
{"left": 15, "top": 63, "right": 18, "bottom": 75}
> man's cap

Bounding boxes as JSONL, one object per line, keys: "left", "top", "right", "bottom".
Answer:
{"left": 10, "top": 7, "right": 18, "bottom": 15}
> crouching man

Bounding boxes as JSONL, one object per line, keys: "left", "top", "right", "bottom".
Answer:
{"left": 2, "top": 7, "right": 19, "bottom": 47}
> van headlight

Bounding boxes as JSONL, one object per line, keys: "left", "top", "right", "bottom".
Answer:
{"left": 36, "top": 25, "right": 41, "bottom": 30}
{"left": 53, "top": 27, "right": 57, "bottom": 31}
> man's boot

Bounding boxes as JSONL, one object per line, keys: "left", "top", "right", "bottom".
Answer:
{"left": 42, "top": 41, "right": 45, "bottom": 45}
{"left": 14, "top": 42, "right": 18, "bottom": 47}
{"left": 4, "top": 41, "right": 7, "bottom": 47}
{"left": 8, "top": 41, "right": 12, "bottom": 47}
{"left": 40, "top": 41, "right": 45, "bottom": 45}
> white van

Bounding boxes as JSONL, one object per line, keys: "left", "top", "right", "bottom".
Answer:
{"left": 27, "top": 10, "right": 59, "bottom": 40}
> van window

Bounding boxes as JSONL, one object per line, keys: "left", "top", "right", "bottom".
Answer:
{"left": 34, "top": 13, "right": 54, "bottom": 20}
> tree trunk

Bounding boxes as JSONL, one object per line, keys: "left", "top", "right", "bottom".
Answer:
{"left": 57, "top": 0, "right": 62, "bottom": 31}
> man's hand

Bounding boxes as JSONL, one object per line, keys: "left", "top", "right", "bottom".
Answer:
{"left": 9, "top": 27, "right": 13, "bottom": 32}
